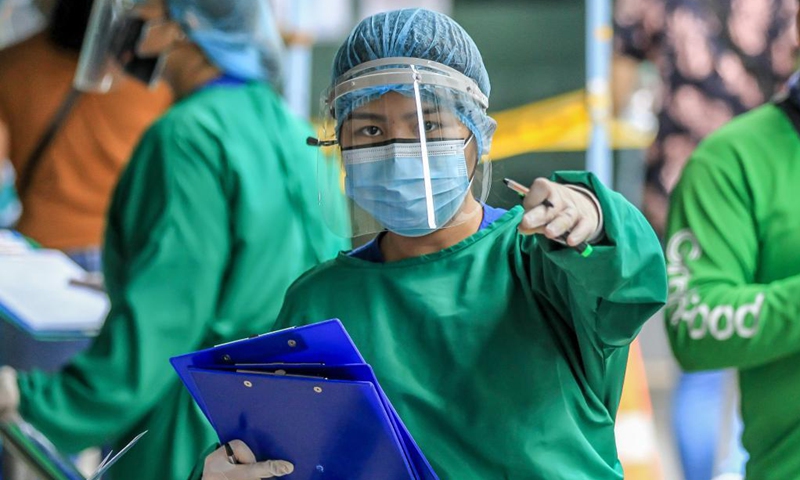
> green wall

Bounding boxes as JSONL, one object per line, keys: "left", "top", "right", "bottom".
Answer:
{"left": 454, "top": 0, "right": 586, "bottom": 110}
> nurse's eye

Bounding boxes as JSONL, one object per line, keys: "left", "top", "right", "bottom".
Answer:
{"left": 423, "top": 121, "right": 441, "bottom": 133}
{"left": 359, "top": 126, "right": 383, "bottom": 137}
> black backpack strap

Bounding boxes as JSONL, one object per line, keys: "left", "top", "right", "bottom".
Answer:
{"left": 16, "top": 87, "right": 82, "bottom": 199}
{"left": 776, "top": 97, "right": 800, "bottom": 137}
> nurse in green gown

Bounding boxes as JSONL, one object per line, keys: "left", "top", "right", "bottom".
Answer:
{"left": 200, "top": 7, "right": 667, "bottom": 480}
{"left": 0, "top": 1, "right": 348, "bottom": 480}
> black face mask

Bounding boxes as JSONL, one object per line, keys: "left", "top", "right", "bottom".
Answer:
{"left": 109, "top": 16, "right": 163, "bottom": 86}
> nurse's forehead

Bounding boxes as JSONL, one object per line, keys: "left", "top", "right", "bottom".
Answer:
{"left": 346, "top": 94, "right": 452, "bottom": 121}
{"left": 355, "top": 93, "right": 428, "bottom": 112}
{"left": 347, "top": 108, "right": 439, "bottom": 122}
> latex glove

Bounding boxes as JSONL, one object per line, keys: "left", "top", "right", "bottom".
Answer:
{"left": 0, "top": 366, "right": 19, "bottom": 420}
{"left": 203, "top": 440, "right": 294, "bottom": 480}
{"left": 518, "top": 178, "right": 603, "bottom": 246}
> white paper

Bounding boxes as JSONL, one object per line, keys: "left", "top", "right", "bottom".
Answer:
{"left": 0, "top": 249, "right": 109, "bottom": 333}
{"left": 0, "top": 230, "right": 30, "bottom": 255}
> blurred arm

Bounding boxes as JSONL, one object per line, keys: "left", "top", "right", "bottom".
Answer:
{"left": 17, "top": 119, "right": 231, "bottom": 450}
{"left": 665, "top": 148, "right": 800, "bottom": 371}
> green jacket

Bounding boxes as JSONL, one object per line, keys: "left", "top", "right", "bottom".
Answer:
{"left": 273, "top": 172, "right": 666, "bottom": 479}
{"left": 17, "top": 83, "right": 348, "bottom": 480}
{"left": 666, "top": 104, "right": 800, "bottom": 479}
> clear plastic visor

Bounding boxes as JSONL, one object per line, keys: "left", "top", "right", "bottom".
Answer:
{"left": 316, "top": 59, "right": 492, "bottom": 239}
{"left": 73, "top": 0, "right": 178, "bottom": 92}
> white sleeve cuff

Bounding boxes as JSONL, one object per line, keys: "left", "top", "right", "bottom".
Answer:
{"left": 564, "top": 184, "right": 604, "bottom": 244}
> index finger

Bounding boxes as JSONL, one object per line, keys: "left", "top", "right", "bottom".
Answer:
{"left": 523, "top": 178, "right": 555, "bottom": 211}
{"left": 227, "top": 439, "right": 257, "bottom": 464}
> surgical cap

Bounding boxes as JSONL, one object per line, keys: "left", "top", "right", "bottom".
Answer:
{"left": 167, "top": 0, "right": 283, "bottom": 83}
{"left": 332, "top": 8, "right": 497, "bottom": 157}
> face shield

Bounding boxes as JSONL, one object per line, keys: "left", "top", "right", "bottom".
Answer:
{"left": 315, "top": 57, "right": 492, "bottom": 239}
{"left": 74, "top": 0, "right": 179, "bottom": 92}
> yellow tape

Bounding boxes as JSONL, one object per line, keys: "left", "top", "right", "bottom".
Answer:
{"left": 490, "top": 89, "right": 654, "bottom": 159}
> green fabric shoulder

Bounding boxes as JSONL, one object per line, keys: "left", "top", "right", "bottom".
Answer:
{"left": 677, "top": 104, "right": 795, "bottom": 180}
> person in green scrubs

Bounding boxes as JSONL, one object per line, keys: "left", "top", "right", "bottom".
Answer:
{"left": 664, "top": 71, "right": 800, "bottom": 479}
{"left": 198, "top": 8, "right": 667, "bottom": 480}
{"left": 0, "top": 1, "right": 347, "bottom": 479}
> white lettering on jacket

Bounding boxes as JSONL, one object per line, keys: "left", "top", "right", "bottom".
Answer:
{"left": 666, "top": 229, "right": 764, "bottom": 340}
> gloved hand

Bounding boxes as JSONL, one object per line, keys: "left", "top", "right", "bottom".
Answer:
{"left": 203, "top": 440, "right": 293, "bottom": 480}
{"left": 518, "top": 178, "right": 603, "bottom": 246}
{"left": 0, "top": 366, "right": 20, "bottom": 420}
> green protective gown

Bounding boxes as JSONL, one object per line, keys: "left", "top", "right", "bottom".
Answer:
{"left": 17, "top": 82, "right": 349, "bottom": 480}
{"left": 273, "top": 172, "right": 667, "bottom": 480}
{"left": 665, "top": 104, "right": 800, "bottom": 479}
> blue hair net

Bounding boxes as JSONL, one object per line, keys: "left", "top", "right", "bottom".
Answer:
{"left": 167, "top": 0, "right": 283, "bottom": 83}
{"left": 331, "top": 8, "right": 497, "bottom": 158}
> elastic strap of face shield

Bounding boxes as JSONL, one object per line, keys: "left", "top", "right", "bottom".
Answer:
{"left": 464, "top": 133, "right": 475, "bottom": 149}
{"left": 462, "top": 133, "right": 482, "bottom": 188}
{"left": 328, "top": 57, "right": 489, "bottom": 110}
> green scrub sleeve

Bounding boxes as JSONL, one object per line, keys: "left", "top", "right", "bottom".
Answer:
{"left": 17, "top": 120, "right": 230, "bottom": 451}
{"left": 527, "top": 171, "right": 667, "bottom": 348}
{"left": 665, "top": 153, "right": 800, "bottom": 371}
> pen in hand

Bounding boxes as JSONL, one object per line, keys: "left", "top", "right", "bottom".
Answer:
{"left": 503, "top": 178, "right": 593, "bottom": 257}
{"left": 224, "top": 441, "right": 237, "bottom": 465}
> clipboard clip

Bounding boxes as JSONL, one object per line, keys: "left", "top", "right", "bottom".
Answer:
{"left": 68, "top": 272, "right": 106, "bottom": 293}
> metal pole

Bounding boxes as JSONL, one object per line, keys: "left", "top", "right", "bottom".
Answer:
{"left": 284, "top": 0, "right": 313, "bottom": 119}
{"left": 585, "top": 0, "right": 613, "bottom": 186}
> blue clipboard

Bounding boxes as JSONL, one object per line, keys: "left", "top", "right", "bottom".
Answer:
{"left": 190, "top": 368, "right": 414, "bottom": 480}
{"left": 171, "top": 319, "right": 439, "bottom": 480}
{"left": 170, "top": 319, "right": 365, "bottom": 422}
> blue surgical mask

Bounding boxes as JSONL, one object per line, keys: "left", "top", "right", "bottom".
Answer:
{"left": 342, "top": 137, "right": 473, "bottom": 237}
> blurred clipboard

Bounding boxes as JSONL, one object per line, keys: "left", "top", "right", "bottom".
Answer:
{"left": 0, "top": 419, "right": 146, "bottom": 480}
{"left": 0, "top": 419, "right": 84, "bottom": 480}
{"left": 171, "top": 319, "right": 438, "bottom": 480}
{"left": 0, "top": 249, "right": 108, "bottom": 337}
